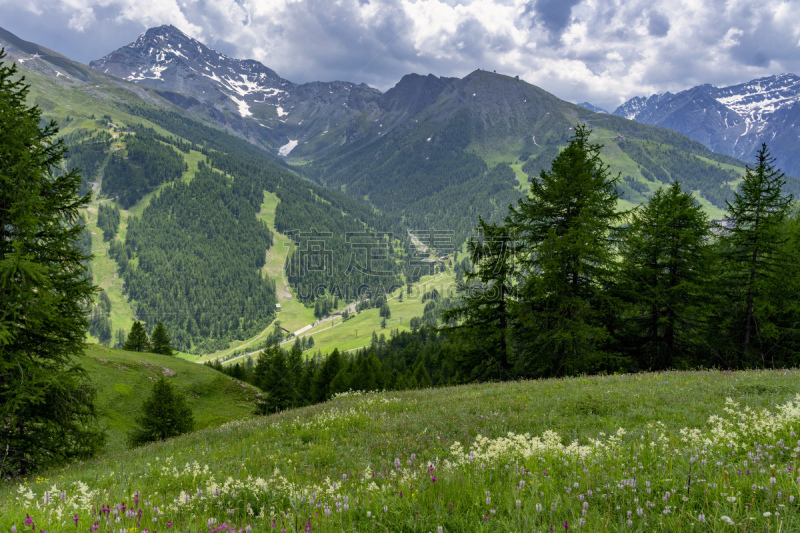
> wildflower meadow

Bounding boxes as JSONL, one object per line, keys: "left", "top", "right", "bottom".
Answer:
{"left": 3, "top": 370, "right": 800, "bottom": 532}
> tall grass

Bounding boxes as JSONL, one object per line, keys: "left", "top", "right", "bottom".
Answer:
{"left": 3, "top": 369, "right": 800, "bottom": 531}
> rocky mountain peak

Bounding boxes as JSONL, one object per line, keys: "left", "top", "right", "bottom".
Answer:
{"left": 613, "top": 73, "right": 800, "bottom": 177}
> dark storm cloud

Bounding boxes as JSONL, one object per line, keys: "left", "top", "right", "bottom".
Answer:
{"left": 647, "top": 11, "right": 670, "bottom": 37}
{"left": 534, "top": 0, "right": 582, "bottom": 39}
{"left": 523, "top": 0, "right": 581, "bottom": 41}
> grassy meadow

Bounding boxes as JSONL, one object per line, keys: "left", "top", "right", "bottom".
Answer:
{"left": 4, "top": 369, "right": 800, "bottom": 532}
{"left": 80, "top": 345, "right": 259, "bottom": 451}
{"left": 275, "top": 270, "right": 456, "bottom": 358}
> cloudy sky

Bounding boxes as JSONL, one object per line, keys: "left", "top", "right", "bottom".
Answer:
{"left": 3, "top": 0, "right": 799, "bottom": 111}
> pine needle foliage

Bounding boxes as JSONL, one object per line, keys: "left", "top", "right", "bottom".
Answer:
{"left": 0, "top": 50, "right": 104, "bottom": 477}
{"left": 717, "top": 144, "right": 796, "bottom": 366}
{"left": 150, "top": 322, "right": 174, "bottom": 356}
{"left": 127, "top": 376, "right": 194, "bottom": 447}
{"left": 506, "top": 125, "right": 626, "bottom": 376}
{"left": 616, "top": 182, "right": 714, "bottom": 370}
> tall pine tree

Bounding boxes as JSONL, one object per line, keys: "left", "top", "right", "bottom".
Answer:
{"left": 616, "top": 182, "right": 713, "bottom": 370}
{"left": 717, "top": 144, "right": 795, "bottom": 366}
{"left": 506, "top": 125, "right": 625, "bottom": 377}
{"left": 441, "top": 217, "right": 515, "bottom": 380}
{"left": 0, "top": 51, "right": 104, "bottom": 477}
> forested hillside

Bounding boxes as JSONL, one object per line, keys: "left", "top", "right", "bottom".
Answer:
{"left": 212, "top": 130, "right": 800, "bottom": 412}
{"left": 8, "top": 25, "right": 798, "bottom": 358}
{"left": 304, "top": 70, "right": 763, "bottom": 243}
{"left": 102, "top": 126, "right": 187, "bottom": 207}
{"left": 125, "top": 105, "right": 408, "bottom": 305}
{"left": 0, "top": 38, "right": 408, "bottom": 354}
{"left": 115, "top": 164, "right": 277, "bottom": 352}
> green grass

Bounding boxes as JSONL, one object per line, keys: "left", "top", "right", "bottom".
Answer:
{"left": 81, "top": 344, "right": 258, "bottom": 452}
{"left": 84, "top": 201, "right": 137, "bottom": 339}
{"left": 202, "top": 195, "right": 455, "bottom": 366}
{"left": 295, "top": 270, "right": 455, "bottom": 357}
{"left": 5, "top": 369, "right": 800, "bottom": 531}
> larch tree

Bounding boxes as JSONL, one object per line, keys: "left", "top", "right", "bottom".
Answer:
{"left": 124, "top": 321, "right": 152, "bottom": 352}
{"left": 616, "top": 182, "right": 714, "bottom": 370}
{"left": 0, "top": 51, "right": 104, "bottom": 477}
{"left": 127, "top": 375, "right": 194, "bottom": 447}
{"left": 150, "top": 321, "right": 174, "bottom": 355}
{"left": 718, "top": 144, "right": 795, "bottom": 366}
{"left": 506, "top": 125, "right": 625, "bottom": 377}
{"left": 440, "top": 217, "right": 515, "bottom": 380}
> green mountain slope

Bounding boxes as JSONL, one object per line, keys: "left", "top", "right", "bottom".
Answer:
{"left": 0, "top": 30, "right": 406, "bottom": 355}
{"left": 305, "top": 70, "right": 762, "bottom": 240}
{"left": 82, "top": 345, "right": 258, "bottom": 451}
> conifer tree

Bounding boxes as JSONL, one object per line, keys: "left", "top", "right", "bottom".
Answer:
{"left": 124, "top": 321, "right": 152, "bottom": 352}
{"left": 616, "top": 182, "right": 713, "bottom": 369}
{"left": 506, "top": 125, "right": 624, "bottom": 376}
{"left": 150, "top": 322, "right": 174, "bottom": 355}
{"left": 718, "top": 144, "right": 796, "bottom": 365}
{"left": 127, "top": 376, "right": 194, "bottom": 447}
{"left": 261, "top": 345, "right": 294, "bottom": 413}
{"left": 441, "top": 217, "right": 515, "bottom": 380}
{"left": 311, "top": 348, "right": 341, "bottom": 402}
{"left": 412, "top": 360, "right": 433, "bottom": 388}
{"left": 287, "top": 345, "right": 304, "bottom": 405}
{"left": 0, "top": 50, "right": 104, "bottom": 477}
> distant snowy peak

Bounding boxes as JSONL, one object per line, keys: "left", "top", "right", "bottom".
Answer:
{"left": 612, "top": 73, "right": 800, "bottom": 178}
{"left": 90, "top": 25, "right": 293, "bottom": 117}
{"left": 711, "top": 73, "right": 800, "bottom": 118}
{"left": 91, "top": 25, "right": 383, "bottom": 158}
{"left": 615, "top": 74, "right": 800, "bottom": 123}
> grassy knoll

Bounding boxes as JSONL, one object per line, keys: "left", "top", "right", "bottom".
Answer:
{"left": 81, "top": 344, "right": 258, "bottom": 452}
{"left": 4, "top": 369, "right": 800, "bottom": 531}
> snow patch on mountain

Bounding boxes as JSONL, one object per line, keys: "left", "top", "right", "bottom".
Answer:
{"left": 128, "top": 63, "right": 169, "bottom": 81}
{"left": 612, "top": 73, "right": 800, "bottom": 177}
{"left": 230, "top": 96, "right": 252, "bottom": 117}
{"left": 278, "top": 140, "right": 298, "bottom": 156}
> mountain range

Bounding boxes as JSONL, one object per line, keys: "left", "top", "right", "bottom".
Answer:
{"left": 614, "top": 74, "right": 800, "bottom": 177}
{"left": 88, "top": 26, "right": 763, "bottom": 220}
{"left": 89, "top": 25, "right": 380, "bottom": 159}
{"left": 4, "top": 23, "right": 796, "bottom": 354}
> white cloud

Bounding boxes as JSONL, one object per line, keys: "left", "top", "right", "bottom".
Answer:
{"left": 7, "top": 0, "right": 800, "bottom": 110}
